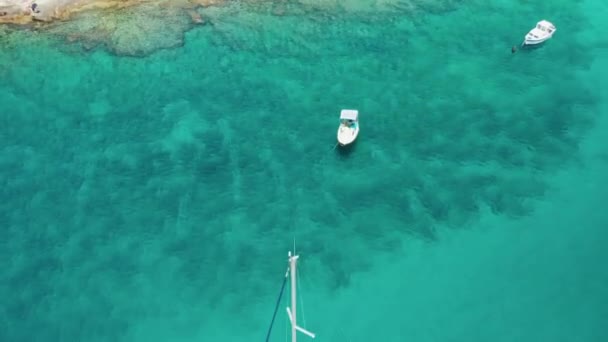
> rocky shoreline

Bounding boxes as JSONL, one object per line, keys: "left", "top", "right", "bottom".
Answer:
{"left": 0, "top": 0, "right": 215, "bottom": 25}
{"left": 1, "top": 0, "right": 220, "bottom": 56}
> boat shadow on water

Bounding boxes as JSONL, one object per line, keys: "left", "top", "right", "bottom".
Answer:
{"left": 519, "top": 43, "right": 548, "bottom": 53}
{"left": 335, "top": 140, "right": 358, "bottom": 158}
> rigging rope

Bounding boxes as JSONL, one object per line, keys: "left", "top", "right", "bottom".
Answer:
{"left": 265, "top": 266, "right": 289, "bottom": 342}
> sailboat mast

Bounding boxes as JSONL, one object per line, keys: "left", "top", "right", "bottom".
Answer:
{"left": 289, "top": 252, "right": 299, "bottom": 342}
{"left": 286, "top": 251, "right": 315, "bottom": 341}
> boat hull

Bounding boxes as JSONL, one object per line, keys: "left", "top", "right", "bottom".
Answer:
{"left": 523, "top": 36, "right": 551, "bottom": 45}
{"left": 337, "top": 125, "right": 359, "bottom": 146}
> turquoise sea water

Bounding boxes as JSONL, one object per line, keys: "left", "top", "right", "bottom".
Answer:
{"left": 1, "top": 0, "right": 607, "bottom": 341}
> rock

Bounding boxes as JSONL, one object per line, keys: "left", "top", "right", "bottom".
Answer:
{"left": 187, "top": 9, "right": 204, "bottom": 24}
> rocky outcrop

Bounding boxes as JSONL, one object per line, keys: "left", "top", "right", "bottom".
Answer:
{"left": 0, "top": 0, "right": 75, "bottom": 24}
{"left": 0, "top": 0, "right": 27, "bottom": 23}
{"left": 2, "top": 0, "right": 217, "bottom": 56}
{"left": 0, "top": 0, "right": 216, "bottom": 25}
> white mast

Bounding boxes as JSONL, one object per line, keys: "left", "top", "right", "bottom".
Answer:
{"left": 286, "top": 251, "right": 315, "bottom": 342}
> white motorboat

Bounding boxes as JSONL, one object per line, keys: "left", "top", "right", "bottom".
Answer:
{"left": 337, "top": 109, "right": 359, "bottom": 146}
{"left": 523, "top": 20, "right": 556, "bottom": 46}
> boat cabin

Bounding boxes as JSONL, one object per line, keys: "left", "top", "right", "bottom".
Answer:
{"left": 536, "top": 20, "right": 555, "bottom": 34}
{"left": 340, "top": 109, "right": 359, "bottom": 127}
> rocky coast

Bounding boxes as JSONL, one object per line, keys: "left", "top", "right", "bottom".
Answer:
{"left": 0, "top": 0, "right": 214, "bottom": 24}
{"left": 1, "top": 0, "right": 219, "bottom": 55}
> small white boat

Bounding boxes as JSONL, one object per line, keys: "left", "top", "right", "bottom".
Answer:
{"left": 523, "top": 20, "right": 556, "bottom": 46}
{"left": 337, "top": 109, "right": 359, "bottom": 146}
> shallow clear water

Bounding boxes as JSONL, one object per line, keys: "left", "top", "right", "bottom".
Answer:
{"left": 1, "top": 0, "right": 607, "bottom": 341}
